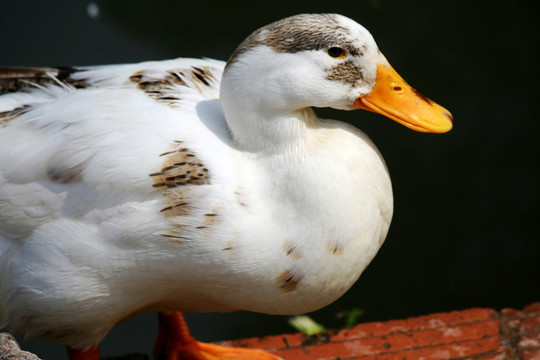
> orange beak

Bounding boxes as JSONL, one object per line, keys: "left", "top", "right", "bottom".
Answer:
{"left": 353, "top": 61, "right": 453, "bottom": 133}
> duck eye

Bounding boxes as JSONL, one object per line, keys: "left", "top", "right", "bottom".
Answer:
{"left": 327, "top": 47, "right": 347, "bottom": 58}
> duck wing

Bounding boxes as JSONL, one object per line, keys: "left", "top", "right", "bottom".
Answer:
{"left": 0, "top": 58, "right": 227, "bottom": 244}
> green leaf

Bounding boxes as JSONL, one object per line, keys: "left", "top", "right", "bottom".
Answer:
{"left": 288, "top": 315, "right": 329, "bottom": 335}
{"left": 344, "top": 307, "right": 365, "bottom": 328}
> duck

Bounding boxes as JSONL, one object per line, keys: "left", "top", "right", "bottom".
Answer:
{"left": 0, "top": 13, "right": 452, "bottom": 360}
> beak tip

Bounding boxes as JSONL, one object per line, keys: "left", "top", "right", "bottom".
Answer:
{"left": 443, "top": 109, "right": 454, "bottom": 124}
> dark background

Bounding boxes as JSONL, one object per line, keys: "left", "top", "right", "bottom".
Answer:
{"left": 1, "top": 1, "right": 538, "bottom": 359}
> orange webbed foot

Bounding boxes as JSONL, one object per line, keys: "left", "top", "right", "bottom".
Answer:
{"left": 67, "top": 345, "right": 100, "bottom": 360}
{"left": 154, "top": 312, "right": 282, "bottom": 360}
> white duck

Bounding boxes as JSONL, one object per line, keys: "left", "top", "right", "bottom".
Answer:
{"left": 0, "top": 14, "right": 452, "bottom": 360}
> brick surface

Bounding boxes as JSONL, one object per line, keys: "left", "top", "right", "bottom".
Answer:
{"left": 522, "top": 349, "right": 540, "bottom": 360}
{"left": 4, "top": 303, "right": 540, "bottom": 359}
{"left": 223, "top": 302, "right": 540, "bottom": 360}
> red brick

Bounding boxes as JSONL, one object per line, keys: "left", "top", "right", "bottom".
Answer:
{"left": 519, "top": 332, "right": 540, "bottom": 348}
{"left": 470, "top": 354, "right": 508, "bottom": 360}
{"left": 286, "top": 330, "right": 503, "bottom": 359}
{"left": 222, "top": 304, "right": 540, "bottom": 360}
{"left": 332, "top": 308, "right": 496, "bottom": 341}
{"left": 524, "top": 303, "right": 540, "bottom": 313}
{"left": 220, "top": 333, "right": 304, "bottom": 350}
{"left": 272, "top": 347, "right": 319, "bottom": 360}
{"left": 521, "top": 312, "right": 540, "bottom": 333}
{"left": 522, "top": 349, "right": 540, "bottom": 360}
{"left": 501, "top": 307, "right": 522, "bottom": 317}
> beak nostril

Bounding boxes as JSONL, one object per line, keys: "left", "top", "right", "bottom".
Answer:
{"left": 389, "top": 82, "right": 404, "bottom": 94}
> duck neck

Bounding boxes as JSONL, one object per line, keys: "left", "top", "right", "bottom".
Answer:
{"left": 219, "top": 59, "right": 320, "bottom": 154}
{"left": 225, "top": 106, "right": 319, "bottom": 154}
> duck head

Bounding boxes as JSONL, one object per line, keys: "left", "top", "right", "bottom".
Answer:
{"left": 220, "top": 14, "right": 453, "bottom": 149}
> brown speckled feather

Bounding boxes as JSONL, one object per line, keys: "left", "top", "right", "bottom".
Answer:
{"left": 0, "top": 67, "right": 87, "bottom": 94}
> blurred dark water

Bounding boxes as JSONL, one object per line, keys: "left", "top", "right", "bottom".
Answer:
{"left": 1, "top": 0, "right": 538, "bottom": 358}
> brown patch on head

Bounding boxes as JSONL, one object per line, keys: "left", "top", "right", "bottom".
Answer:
{"left": 0, "top": 67, "right": 87, "bottom": 94}
{"left": 227, "top": 14, "right": 364, "bottom": 68}
{"left": 276, "top": 270, "right": 303, "bottom": 293}
{"left": 283, "top": 240, "right": 301, "bottom": 260}
{"left": 326, "top": 60, "right": 364, "bottom": 86}
{"left": 0, "top": 105, "right": 29, "bottom": 125}
{"left": 327, "top": 243, "right": 344, "bottom": 255}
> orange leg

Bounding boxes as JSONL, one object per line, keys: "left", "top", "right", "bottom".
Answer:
{"left": 153, "top": 312, "right": 282, "bottom": 360}
{"left": 67, "top": 346, "right": 100, "bottom": 360}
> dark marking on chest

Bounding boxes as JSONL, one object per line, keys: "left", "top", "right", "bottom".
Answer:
{"left": 276, "top": 270, "right": 302, "bottom": 293}
{"left": 276, "top": 270, "right": 303, "bottom": 293}
{"left": 222, "top": 240, "right": 241, "bottom": 259}
{"left": 0, "top": 67, "right": 87, "bottom": 94}
{"left": 327, "top": 243, "right": 344, "bottom": 255}
{"left": 326, "top": 60, "right": 364, "bottom": 86}
{"left": 283, "top": 240, "right": 301, "bottom": 260}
